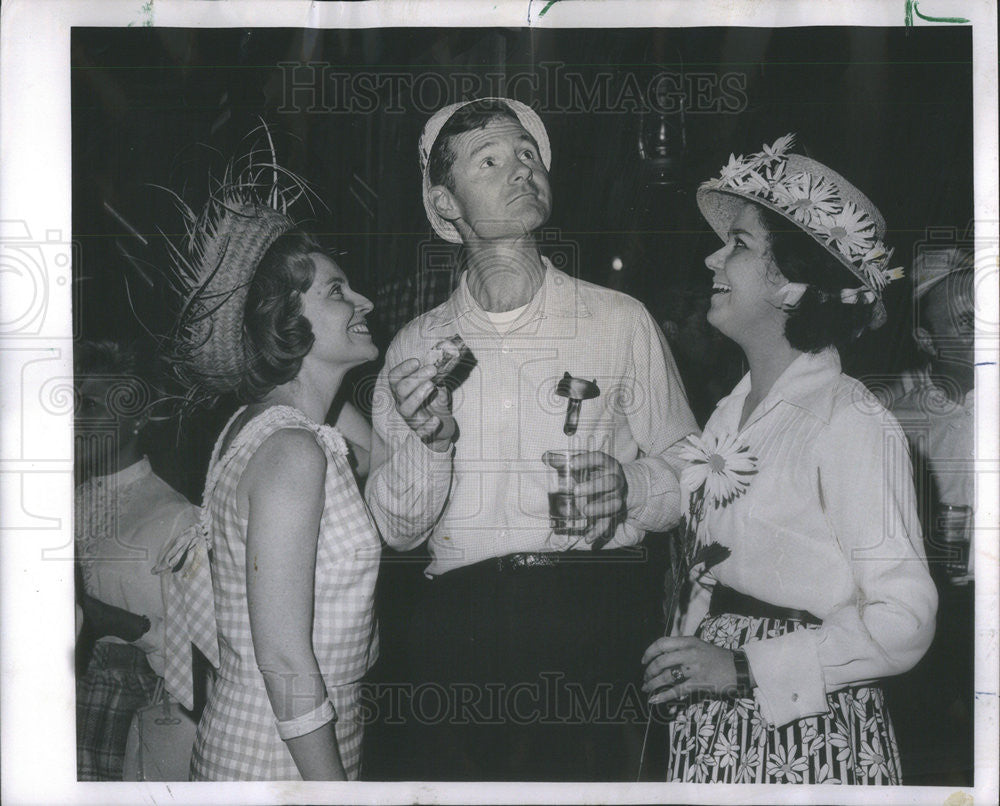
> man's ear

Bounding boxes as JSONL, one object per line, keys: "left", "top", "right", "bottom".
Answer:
{"left": 428, "top": 185, "right": 461, "bottom": 222}
{"left": 914, "top": 325, "right": 936, "bottom": 356}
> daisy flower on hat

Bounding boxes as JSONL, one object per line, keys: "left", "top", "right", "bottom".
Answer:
{"left": 697, "top": 134, "right": 904, "bottom": 328}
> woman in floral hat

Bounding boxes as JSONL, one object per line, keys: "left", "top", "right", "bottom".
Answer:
{"left": 641, "top": 135, "right": 937, "bottom": 784}
{"left": 157, "top": 133, "right": 382, "bottom": 781}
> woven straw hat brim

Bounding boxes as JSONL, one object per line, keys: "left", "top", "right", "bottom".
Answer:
{"left": 182, "top": 203, "right": 293, "bottom": 392}
{"left": 419, "top": 97, "right": 552, "bottom": 243}
{"left": 696, "top": 153, "right": 888, "bottom": 327}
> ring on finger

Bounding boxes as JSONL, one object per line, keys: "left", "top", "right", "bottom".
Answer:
{"left": 669, "top": 665, "right": 686, "bottom": 684}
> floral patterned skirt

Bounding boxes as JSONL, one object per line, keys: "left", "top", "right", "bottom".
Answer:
{"left": 664, "top": 612, "right": 902, "bottom": 784}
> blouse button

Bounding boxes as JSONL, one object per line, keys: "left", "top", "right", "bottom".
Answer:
{"left": 791, "top": 693, "right": 799, "bottom": 702}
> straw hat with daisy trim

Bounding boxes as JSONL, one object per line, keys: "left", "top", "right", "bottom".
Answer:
{"left": 696, "top": 134, "right": 903, "bottom": 329}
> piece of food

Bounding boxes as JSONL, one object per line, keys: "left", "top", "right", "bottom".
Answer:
{"left": 424, "top": 334, "right": 471, "bottom": 384}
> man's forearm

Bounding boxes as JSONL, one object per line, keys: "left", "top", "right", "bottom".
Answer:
{"left": 366, "top": 431, "right": 453, "bottom": 550}
{"left": 80, "top": 594, "right": 150, "bottom": 642}
{"left": 621, "top": 453, "right": 684, "bottom": 533}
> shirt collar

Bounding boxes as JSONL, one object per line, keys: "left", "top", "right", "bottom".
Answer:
{"left": 902, "top": 366, "right": 974, "bottom": 409}
{"left": 718, "top": 349, "right": 843, "bottom": 431}
{"left": 89, "top": 456, "right": 152, "bottom": 489}
{"left": 425, "top": 255, "right": 590, "bottom": 331}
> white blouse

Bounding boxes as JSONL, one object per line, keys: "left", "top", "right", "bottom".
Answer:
{"left": 75, "top": 458, "right": 197, "bottom": 677}
{"left": 684, "top": 349, "right": 938, "bottom": 727}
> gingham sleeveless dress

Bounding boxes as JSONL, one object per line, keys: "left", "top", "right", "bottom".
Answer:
{"left": 190, "top": 405, "right": 380, "bottom": 781}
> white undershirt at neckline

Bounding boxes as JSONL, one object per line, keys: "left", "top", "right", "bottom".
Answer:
{"left": 483, "top": 302, "right": 530, "bottom": 334}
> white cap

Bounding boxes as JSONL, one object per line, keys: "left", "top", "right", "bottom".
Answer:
{"left": 418, "top": 98, "right": 552, "bottom": 243}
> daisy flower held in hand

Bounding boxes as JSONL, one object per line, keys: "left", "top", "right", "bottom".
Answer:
{"left": 679, "top": 432, "right": 759, "bottom": 509}
{"left": 638, "top": 432, "right": 755, "bottom": 780}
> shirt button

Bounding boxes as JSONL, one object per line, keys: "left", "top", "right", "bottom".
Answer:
{"left": 791, "top": 693, "right": 799, "bottom": 702}
{"left": 503, "top": 400, "right": 512, "bottom": 409}
{"left": 501, "top": 345, "right": 510, "bottom": 354}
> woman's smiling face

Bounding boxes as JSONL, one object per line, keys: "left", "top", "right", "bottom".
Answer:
{"left": 299, "top": 253, "right": 378, "bottom": 370}
{"left": 704, "top": 202, "right": 789, "bottom": 346}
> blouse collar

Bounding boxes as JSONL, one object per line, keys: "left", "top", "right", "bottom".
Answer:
{"left": 902, "top": 366, "right": 974, "bottom": 409}
{"left": 89, "top": 456, "right": 152, "bottom": 489}
{"left": 717, "top": 349, "right": 843, "bottom": 433}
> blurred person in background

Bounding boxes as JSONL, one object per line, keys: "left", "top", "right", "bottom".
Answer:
{"left": 882, "top": 246, "right": 975, "bottom": 784}
{"left": 75, "top": 338, "right": 197, "bottom": 781}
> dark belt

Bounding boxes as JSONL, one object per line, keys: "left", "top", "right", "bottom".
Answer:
{"left": 495, "top": 548, "right": 647, "bottom": 573}
{"left": 434, "top": 548, "right": 647, "bottom": 580}
{"left": 496, "top": 552, "right": 559, "bottom": 571}
{"left": 709, "top": 584, "right": 822, "bottom": 626}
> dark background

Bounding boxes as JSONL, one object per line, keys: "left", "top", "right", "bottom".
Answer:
{"left": 72, "top": 24, "right": 974, "bottom": 785}
{"left": 72, "top": 26, "right": 974, "bottom": 454}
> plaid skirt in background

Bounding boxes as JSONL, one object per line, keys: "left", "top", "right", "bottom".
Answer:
{"left": 665, "top": 613, "right": 902, "bottom": 784}
{"left": 77, "top": 641, "right": 160, "bottom": 781}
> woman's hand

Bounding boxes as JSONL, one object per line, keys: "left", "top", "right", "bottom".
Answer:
{"left": 641, "top": 636, "right": 739, "bottom": 704}
{"left": 284, "top": 722, "right": 348, "bottom": 781}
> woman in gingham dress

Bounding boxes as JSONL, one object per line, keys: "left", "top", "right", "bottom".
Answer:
{"left": 160, "top": 135, "right": 382, "bottom": 780}
{"left": 190, "top": 399, "right": 380, "bottom": 780}
{"left": 641, "top": 136, "right": 938, "bottom": 784}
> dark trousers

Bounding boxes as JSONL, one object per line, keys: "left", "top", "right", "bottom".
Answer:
{"left": 883, "top": 581, "right": 974, "bottom": 785}
{"left": 365, "top": 546, "right": 664, "bottom": 781}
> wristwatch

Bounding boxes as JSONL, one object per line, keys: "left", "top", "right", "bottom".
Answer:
{"left": 732, "top": 649, "right": 754, "bottom": 698}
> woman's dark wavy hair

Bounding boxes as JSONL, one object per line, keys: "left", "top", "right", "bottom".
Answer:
{"left": 238, "top": 229, "right": 319, "bottom": 402}
{"left": 757, "top": 205, "right": 878, "bottom": 353}
{"left": 74, "top": 338, "right": 140, "bottom": 378}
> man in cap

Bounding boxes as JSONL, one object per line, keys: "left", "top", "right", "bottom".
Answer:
{"left": 365, "top": 98, "right": 697, "bottom": 780}
{"left": 890, "top": 246, "right": 975, "bottom": 584}
{"left": 883, "top": 246, "right": 975, "bottom": 783}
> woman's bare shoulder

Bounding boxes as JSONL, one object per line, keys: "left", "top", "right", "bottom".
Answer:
{"left": 243, "top": 426, "right": 328, "bottom": 494}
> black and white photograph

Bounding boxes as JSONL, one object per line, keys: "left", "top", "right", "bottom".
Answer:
{"left": 1, "top": 1, "right": 997, "bottom": 804}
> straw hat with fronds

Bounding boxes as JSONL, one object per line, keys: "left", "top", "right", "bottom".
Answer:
{"left": 158, "top": 125, "right": 320, "bottom": 401}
